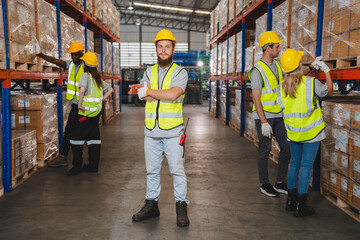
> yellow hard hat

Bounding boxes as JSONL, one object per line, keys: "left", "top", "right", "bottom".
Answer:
{"left": 259, "top": 31, "right": 283, "bottom": 47}
{"left": 80, "top": 51, "right": 98, "bottom": 67}
{"left": 154, "top": 29, "right": 177, "bottom": 46}
{"left": 67, "top": 42, "right": 85, "bottom": 53}
{"left": 280, "top": 48, "right": 304, "bottom": 73}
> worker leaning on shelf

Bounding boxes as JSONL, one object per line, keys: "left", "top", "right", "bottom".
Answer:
{"left": 36, "top": 41, "right": 85, "bottom": 168}
{"left": 278, "top": 49, "right": 333, "bottom": 217}
{"left": 67, "top": 52, "right": 113, "bottom": 176}
{"left": 132, "top": 29, "right": 190, "bottom": 227}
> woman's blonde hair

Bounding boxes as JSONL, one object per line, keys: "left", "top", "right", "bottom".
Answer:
{"left": 282, "top": 69, "right": 303, "bottom": 98}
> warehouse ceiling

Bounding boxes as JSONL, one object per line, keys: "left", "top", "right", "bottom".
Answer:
{"left": 112, "top": 0, "right": 218, "bottom": 33}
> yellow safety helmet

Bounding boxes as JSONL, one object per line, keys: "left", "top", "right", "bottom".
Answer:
{"left": 259, "top": 31, "right": 283, "bottom": 47}
{"left": 280, "top": 48, "right": 304, "bottom": 73}
{"left": 154, "top": 29, "right": 177, "bottom": 46}
{"left": 80, "top": 51, "right": 98, "bottom": 67}
{"left": 67, "top": 42, "right": 85, "bottom": 53}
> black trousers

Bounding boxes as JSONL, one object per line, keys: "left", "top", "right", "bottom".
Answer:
{"left": 255, "top": 118, "right": 291, "bottom": 184}
{"left": 60, "top": 104, "right": 78, "bottom": 156}
{"left": 70, "top": 113, "right": 101, "bottom": 171}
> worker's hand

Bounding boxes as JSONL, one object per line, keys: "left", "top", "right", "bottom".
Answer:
{"left": 261, "top": 122, "right": 273, "bottom": 139}
{"left": 311, "top": 56, "right": 322, "bottom": 70}
{"left": 78, "top": 105, "right": 86, "bottom": 113}
{"left": 317, "top": 61, "right": 330, "bottom": 74}
{"left": 138, "top": 83, "right": 148, "bottom": 100}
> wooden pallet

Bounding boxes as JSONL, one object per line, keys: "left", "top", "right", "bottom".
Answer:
{"left": 324, "top": 56, "right": 360, "bottom": 70}
{"left": 104, "top": 115, "right": 114, "bottom": 124}
{"left": 229, "top": 122, "right": 240, "bottom": 133}
{"left": 115, "top": 110, "right": 120, "bottom": 115}
{"left": 0, "top": 61, "right": 37, "bottom": 71}
{"left": 37, "top": 152, "right": 59, "bottom": 168}
{"left": 12, "top": 165, "right": 38, "bottom": 189}
{"left": 0, "top": 187, "right": 3, "bottom": 198}
{"left": 269, "top": 151, "right": 279, "bottom": 164}
{"left": 323, "top": 192, "right": 360, "bottom": 223}
{"left": 39, "top": 65, "right": 60, "bottom": 73}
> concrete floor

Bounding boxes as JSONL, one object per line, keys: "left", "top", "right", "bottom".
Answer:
{"left": 0, "top": 104, "right": 359, "bottom": 240}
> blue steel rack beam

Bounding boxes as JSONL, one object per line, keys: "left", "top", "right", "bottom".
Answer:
{"left": 2, "top": 0, "right": 12, "bottom": 192}
{"left": 267, "top": 0, "right": 273, "bottom": 30}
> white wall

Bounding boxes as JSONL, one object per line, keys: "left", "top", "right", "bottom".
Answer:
{"left": 120, "top": 25, "right": 206, "bottom": 52}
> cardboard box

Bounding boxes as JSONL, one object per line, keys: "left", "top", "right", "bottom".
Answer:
{"left": 351, "top": 104, "right": 360, "bottom": 131}
{"left": 349, "top": 155, "right": 360, "bottom": 183}
{"left": 329, "top": 171, "right": 340, "bottom": 197}
{"left": 349, "top": 131, "right": 360, "bottom": 157}
{"left": 330, "top": 150, "right": 349, "bottom": 177}
{"left": 348, "top": 180, "right": 360, "bottom": 210}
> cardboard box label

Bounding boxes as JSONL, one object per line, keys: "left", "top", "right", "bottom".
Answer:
{"left": 19, "top": 116, "right": 30, "bottom": 124}
{"left": 330, "top": 172, "right": 337, "bottom": 184}
{"left": 11, "top": 113, "right": 15, "bottom": 128}
{"left": 354, "top": 184, "right": 360, "bottom": 198}
{"left": 339, "top": 0, "right": 351, "bottom": 8}
{"left": 341, "top": 155, "right": 348, "bottom": 168}
{"left": 355, "top": 111, "right": 360, "bottom": 122}
{"left": 18, "top": 99, "right": 30, "bottom": 108}
{"left": 354, "top": 160, "right": 360, "bottom": 173}
{"left": 335, "top": 129, "right": 348, "bottom": 152}
{"left": 341, "top": 178, "right": 348, "bottom": 191}
{"left": 331, "top": 152, "right": 337, "bottom": 163}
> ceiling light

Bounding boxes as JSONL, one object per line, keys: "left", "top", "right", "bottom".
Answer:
{"left": 136, "top": 18, "right": 141, "bottom": 25}
{"left": 133, "top": 2, "right": 193, "bottom": 13}
{"left": 195, "top": 10, "right": 211, "bottom": 15}
{"left": 128, "top": 2, "right": 134, "bottom": 10}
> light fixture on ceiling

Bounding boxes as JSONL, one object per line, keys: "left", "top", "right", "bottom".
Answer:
{"left": 133, "top": 2, "right": 193, "bottom": 13}
{"left": 128, "top": 2, "right": 134, "bottom": 10}
{"left": 136, "top": 18, "right": 141, "bottom": 25}
{"left": 195, "top": 10, "right": 211, "bottom": 15}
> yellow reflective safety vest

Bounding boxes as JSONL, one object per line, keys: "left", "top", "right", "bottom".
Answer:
{"left": 248, "top": 60, "right": 283, "bottom": 113}
{"left": 277, "top": 76, "right": 325, "bottom": 142}
{"left": 145, "top": 63, "right": 185, "bottom": 130}
{"left": 66, "top": 62, "right": 84, "bottom": 100}
{"left": 78, "top": 73, "right": 103, "bottom": 117}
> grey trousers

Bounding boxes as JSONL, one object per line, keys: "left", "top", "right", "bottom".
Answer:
{"left": 255, "top": 118, "right": 291, "bottom": 184}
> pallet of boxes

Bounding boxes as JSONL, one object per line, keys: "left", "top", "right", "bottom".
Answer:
{"left": 321, "top": 97, "right": 360, "bottom": 222}
{"left": 11, "top": 92, "right": 59, "bottom": 169}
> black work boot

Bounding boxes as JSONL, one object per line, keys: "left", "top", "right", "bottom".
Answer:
{"left": 66, "top": 167, "right": 82, "bottom": 176}
{"left": 294, "top": 194, "right": 315, "bottom": 217}
{"left": 48, "top": 155, "right": 68, "bottom": 168}
{"left": 176, "top": 201, "right": 190, "bottom": 227}
{"left": 286, "top": 189, "right": 298, "bottom": 212}
{"left": 132, "top": 200, "right": 160, "bottom": 221}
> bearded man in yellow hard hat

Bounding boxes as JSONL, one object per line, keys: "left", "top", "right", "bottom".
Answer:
{"left": 132, "top": 29, "right": 190, "bottom": 227}
{"left": 36, "top": 42, "right": 85, "bottom": 169}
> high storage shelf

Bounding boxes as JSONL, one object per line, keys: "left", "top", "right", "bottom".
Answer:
{"left": 0, "top": 0, "right": 122, "bottom": 193}
{"left": 208, "top": 0, "right": 360, "bottom": 135}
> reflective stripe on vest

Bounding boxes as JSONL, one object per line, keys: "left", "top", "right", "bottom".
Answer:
{"left": 78, "top": 73, "right": 103, "bottom": 117}
{"left": 145, "top": 63, "right": 184, "bottom": 130}
{"left": 248, "top": 60, "right": 283, "bottom": 113}
{"left": 66, "top": 62, "right": 84, "bottom": 101}
{"left": 278, "top": 76, "right": 325, "bottom": 142}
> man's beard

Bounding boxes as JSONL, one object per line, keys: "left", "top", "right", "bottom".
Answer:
{"left": 158, "top": 54, "right": 173, "bottom": 68}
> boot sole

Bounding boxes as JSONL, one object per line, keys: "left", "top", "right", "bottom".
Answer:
{"left": 177, "top": 222, "right": 190, "bottom": 227}
{"left": 132, "top": 213, "right": 160, "bottom": 222}
{"left": 260, "top": 188, "right": 280, "bottom": 198}
{"left": 274, "top": 187, "right": 288, "bottom": 195}
{"left": 48, "top": 163, "right": 68, "bottom": 168}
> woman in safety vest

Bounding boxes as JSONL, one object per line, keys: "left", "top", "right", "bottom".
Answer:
{"left": 278, "top": 49, "right": 333, "bottom": 217}
{"left": 67, "top": 52, "right": 114, "bottom": 176}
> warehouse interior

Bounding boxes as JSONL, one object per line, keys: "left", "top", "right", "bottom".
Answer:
{"left": 0, "top": 0, "right": 360, "bottom": 239}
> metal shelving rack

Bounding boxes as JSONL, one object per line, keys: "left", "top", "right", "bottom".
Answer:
{"left": 0, "top": 0, "right": 122, "bottom": 192}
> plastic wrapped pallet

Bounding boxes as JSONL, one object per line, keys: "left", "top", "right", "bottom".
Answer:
{"left": 87, "top": 29, "right": 94, "bottom": 52}
{"left": 11, "top": 92, "right": 59, "bottom": 160}
{"left": 230, "top": 89, "right": 241, "bottom": 130}
{"left": 322, "top": 0, "right": 360, "bottom": 61}
{"left": 114, "top": 85, "right": 120, "bottom": 112}
{"left": 244, "top": 47, "right": 254, "bottom": 72}
{"left": 11, "top": 130, "right": 37, "bottom": 178}
{"left": 291, "top": 0, "right": 318, "bottom": 63}
{"left": 210, "top": 46, "right": 217, "bottom": 75}
{"left": 7, "top": 0, "right": 37, "bottom": 63}
{"left": 254, "top": 13, "right": 267, "bottom": 64}
{"left": 229, "top": 0, "right": 235, "bottom": 22}
{"left": 236, "top": 0, "right": 243, "bottom": 16}
{"left": 236, "top": 31, "right": 242, "bottom": 73}
{"left": 103, "top": 40, "right": 112, "bottom": 74}
{"left": 103, "top": 93, "right": 114, "bottom": 123}
{"left": 86, "top": 0, "right": 93, "bottom": 16}
{"left": 61, "top": 12, "right": 75, "bottom": 61}
{"left": 210, "top": 84, "right": 217, "bottom": 116}
{"left": 113, "top": 45, "right": 120, "bottom": 75}
{"left": 228, "top": 35, "right": 236, "bottom": 74}
{"left": 219, "top": 0, "right": 228, "bottom": 30}
{"left": 217, "top": 42, "right": 222, "bottom": 76}
{"left": 219, "top": 86, "right": 227, "bottom": 121}
{"left": 37, "top": 0, "right": 58, "bottom": 68}
{"left": 273, "top": 1, "right": 289, "bottom": 57}
{"left": 214, "top": 5, "right": 220, "bottom": 35}
{"left": 222, "top": 41, "right": 228, "bottom": 75}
